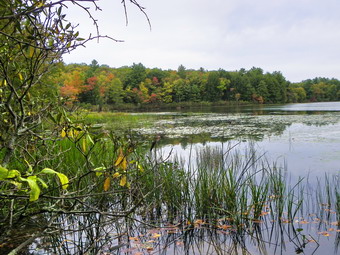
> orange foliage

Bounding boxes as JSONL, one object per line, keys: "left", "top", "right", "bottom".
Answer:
{"left": 60, "top": 71, "right": 84, "bottom": 101}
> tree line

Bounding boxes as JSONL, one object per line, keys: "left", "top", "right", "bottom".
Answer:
{"left": 56, "top": 60, "right": 340, "bottom": 107}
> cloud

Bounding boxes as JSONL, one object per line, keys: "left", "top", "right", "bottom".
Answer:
{"left": 63, "top": 0, "right": 340, "bottom": 82}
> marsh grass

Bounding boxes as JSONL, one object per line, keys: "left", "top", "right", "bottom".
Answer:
{"left": 2, "top": 128, "right": 339, "bottom": 254}
{"left": 81, "top": 111, "right": 164, "bottom": 132}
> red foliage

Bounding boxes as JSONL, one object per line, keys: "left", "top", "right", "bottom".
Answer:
{"left": 148, "top": 93, "right": 159, "bottom": 103}
{"left": 152, "top": 77, "right": 159, "bottom": 85}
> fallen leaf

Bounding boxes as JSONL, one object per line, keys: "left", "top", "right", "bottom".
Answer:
{"left": 318, "top": 231, "right": 330, "bottom": 236}
{"left": 299, "top": 220, "right": 309, "bottom": 224}
{"left": 219, "top": 225, "right": 232, "bottom": 230}
{"left": 152, "top": 233, "right": 161, "bottom": 238}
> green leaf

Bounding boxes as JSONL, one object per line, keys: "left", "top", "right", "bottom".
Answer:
{"left": 9, "top": 181, "right": 22, "bottom": 189}
{"left": 22, "top": 176, "right": 41, "bottom": 202}
{"left": 7, "top": 170, "right": 20, "bottom": 178}
{"left": 0, "top": 166, "right": 8, "bottom": 179}
{"left": 56, "top": 172, "right": 69, "bottom": 190}
{"left": 56, "top": 112, "right": 62, "bottom": 123}
{"left": 86, "top": 133, "right": 94, "bottom": 145}
{"left": 27, "top": 46, "right": 35, "bottom": 58}
{"left": 40, "top": 168, "right": 69, "bottom": 189}
{"left": 25, "top": 159, "right": 33, "bottom": 174}
{"left": 48, "top": 112, "right": 57, "bottom": 124}
{"left": 94, "top": 166, "right": 105, "bottom": 177}
{"left": 37, "top": 177, "right": 48, "bottom": 189}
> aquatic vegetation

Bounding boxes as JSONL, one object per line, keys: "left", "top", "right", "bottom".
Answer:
{"left": 19, "top": 144, "right": 339, "bottom": 255}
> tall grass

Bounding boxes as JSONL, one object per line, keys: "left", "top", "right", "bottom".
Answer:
{"left": 2, "top": 128, "right": 339, "bottom": 254}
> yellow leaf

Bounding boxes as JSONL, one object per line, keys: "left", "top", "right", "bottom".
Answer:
{"left": 68, "top": 129, "right": 73, "bottom": 138}
{"left": 61, "top": 128, "right": 66, "bottom": 138}
{"left": 152, "top": 233, "right": 161, "bottom": 238}
{"left": 115, "top": 149, "right": 127, "bottom": 170}
{"left": 18, "top": 73, "right": 23, "bottom": 81}
{"left": 119, "top": 175, "right": 127, "bottom": 187}
{"left": 112, "top": 172, "right": 121, "bottom": 179}
{"left": 115, "top": 150, "right": 124, "bottom": 166}
{"left": 103, "top": 177, "right": 111, "bottom": 191}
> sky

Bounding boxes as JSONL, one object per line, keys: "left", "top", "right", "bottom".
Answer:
{"left": 62, "top": 0, "right": 340, "bottom": 83}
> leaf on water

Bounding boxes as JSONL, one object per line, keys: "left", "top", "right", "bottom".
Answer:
{"left": 219, "top": 225, "right": 232, "bottom": 230}
{"left": 194, "top": 219, "right": 204, "bottom": 225}
{"left": 281, "top": 219, "right": 290, "bottom": 223}
{"left": 260, "top": 211, "right": 269, "bottom": 216}
{"left": 103, "top": 177, "right": 111, "bottom": 191}
{"left": 299, "top": 220, "right": 309, "bottom": 224}
{"left": 318, "top": 231, "right": 330, "bottom": 236}
{"left": 146, "top": 247, "right": 154, "bottom": 252}
{"left": 151, "top": 233, "right": 161, "bottom": 238}
{"left": 252, "top": 219, "right": 263, "bottom": 224}
{"left": 129, "top": 237, "right": 139, "bottom": 241}
{"left": 331, "top": 221, "right": 339, "bottom": 226}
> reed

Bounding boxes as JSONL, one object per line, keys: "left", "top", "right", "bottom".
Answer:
{"left": 2, "top": 127, "right": 339, "bottom": 254}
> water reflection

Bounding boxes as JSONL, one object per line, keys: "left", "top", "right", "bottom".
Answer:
{"left": 22, "top": 143, "right": 339, "bottom": 255}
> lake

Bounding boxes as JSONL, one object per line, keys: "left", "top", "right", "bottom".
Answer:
{"left": 134, "top": 102, "right": 340, "bottom": 179}
{"left": 22, "top": 102, "right": 340, "bottom": 255}
{"left": 127, "top": 102, "right": 340, "bottom": 255}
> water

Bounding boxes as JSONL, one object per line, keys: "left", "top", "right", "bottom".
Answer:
{"left": 135, "top": 102, "right": 340, "bottom": 179}
{"left": 129, "top": 102, "right": 340, "bottom": 254}
{"left": 19, "top": 102, "right": 340, "bottom": 255}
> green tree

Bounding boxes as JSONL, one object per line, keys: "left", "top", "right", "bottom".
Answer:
{"left": 205, "top": 72, "right": 221, "bottom": 101}
{"left": 123, "top": 63, "right": 146, "bottom": 89}
{"left": 177, "top": 64, "right": 187, "bottom": 79}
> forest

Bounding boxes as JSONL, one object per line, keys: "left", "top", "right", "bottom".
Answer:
{"left": 56, "top": 60, "right": 340, "bottom": 108}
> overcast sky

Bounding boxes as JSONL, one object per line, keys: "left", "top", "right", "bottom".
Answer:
{"left": 62, "top": 0, "right": 340, "bottom": 82}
